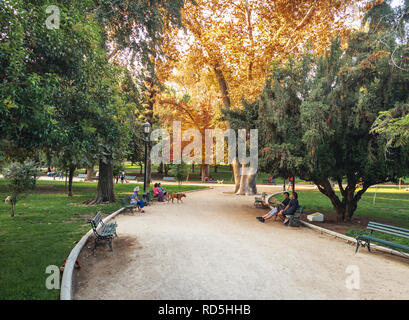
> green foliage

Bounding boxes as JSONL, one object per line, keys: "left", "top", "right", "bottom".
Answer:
{"left": 2, "top": 160, "right": 39, "bottom": 216}
{"left": 170, "top": 163, "right": 188, "bottom": 188}
{"left": 227, "top": 1, "right": 409, "bottom": 220}
{"left": 372, "top": 106, "right": 409, "bottom": 147}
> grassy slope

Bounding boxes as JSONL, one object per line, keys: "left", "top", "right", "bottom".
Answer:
{"left": 0, "top": 180, "right": 205, "bottom": 300}
{"left": 296, "top": 187, "right": 409, "bottom": 248}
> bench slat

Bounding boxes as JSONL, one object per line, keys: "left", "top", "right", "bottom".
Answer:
{"left": 368, "top": 222, "right": 409, "bottom": 234}
{"left": 368, "top": 225, "right": 409, "bottom": 239}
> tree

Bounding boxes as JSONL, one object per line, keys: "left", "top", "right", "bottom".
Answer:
{"left": 170, "top": 162, "right": 188, "bottom": 189}
{"left": 3, "top": 160, "right": 39, "bottom": 217}
{"left": 249, "top": 0, "right": 409, "bottom": 222}
{"left": 178, "top": 0, "right": 367, "bottom": 194}
{"left": 89, "top": 0, "right": 189, "bottom": 197}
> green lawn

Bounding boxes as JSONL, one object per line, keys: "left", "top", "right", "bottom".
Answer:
{"left": 0, "top": 180, "right": 206, "bottom": 300}
{"left": 296, "top": 187, "right": 409, "bottom": 249}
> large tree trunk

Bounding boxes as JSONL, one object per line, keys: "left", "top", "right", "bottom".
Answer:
{"left": 201, "top": 164, "right": 210, "bottom": 182}
{"left": 315, "top": 179, "right": 369, "bottom": 222}
{"left": 68, "top": 166, "right": 75, "bottom": 197}
{"left": 86, "top": 157, "right": 115, "bottom": 204}
{"left": 247, "top": 166, "right": 258, "bottom": 195}
{"left": 213, "top": 61, "right": 258, "bottom": 196}
{"left": 237, "top": 164, "right": 248, "bottom": 195}
{"left": 85, "top": 166, "right": 94, "bottom": 181}
{"left": 232, "top": 159, "right": 241, "bottom": 193}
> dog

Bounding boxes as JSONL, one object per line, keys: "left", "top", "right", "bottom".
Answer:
{"left": 4, "top": 196, "right": 11, "bottom": 204}
{"left": 217, "top": 180, "right": 224, "bottom": 184}
{"left": 168, "top": 193, "right": 186, "bottom": 203}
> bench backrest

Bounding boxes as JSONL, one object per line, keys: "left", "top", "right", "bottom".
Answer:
{"left": 90, "top": 211, "right": 103, "bottom": 230}
{"left": 163, "top": 176, "right": 175, "bottom": 181}
{"left": 367, "top": 222, "right": 409, "bottom": 239}
{"left": 298, "top": 206, "right": 305, "bottom": 215}
{"left": 125, "top": 175, "right": 136, "bottom": 180}
{"left": 78, "top": 174, "right": 87, "bottom": 178}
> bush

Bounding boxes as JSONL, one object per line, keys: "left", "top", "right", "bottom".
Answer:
{"left": 3, "top": 160, "right": 39, "bottom": 216}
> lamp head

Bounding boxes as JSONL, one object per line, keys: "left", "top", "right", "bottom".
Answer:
{"left": 143, "top": 121, "right": 151, "bottom": 135}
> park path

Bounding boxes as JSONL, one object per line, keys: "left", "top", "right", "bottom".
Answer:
{"left": 74, "top": 187, "right": 409, "bottom": 300}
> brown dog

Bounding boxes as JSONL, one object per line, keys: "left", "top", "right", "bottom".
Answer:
{"left": 168, "top": 193, "right": 186, "bottom": 203}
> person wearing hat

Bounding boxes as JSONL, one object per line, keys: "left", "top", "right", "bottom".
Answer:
{"left": 130, "top": 186, "right": 145, "bottom": 213}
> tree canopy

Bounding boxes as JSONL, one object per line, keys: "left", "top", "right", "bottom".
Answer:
{"left": 226, "top": 0, "right": 409, "bottom": 221}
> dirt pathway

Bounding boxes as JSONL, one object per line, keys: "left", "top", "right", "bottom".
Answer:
{"left": 74, "top": 187, "right": 409, "bottom": 300}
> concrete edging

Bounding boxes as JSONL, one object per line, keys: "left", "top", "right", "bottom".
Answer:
{"left": 300, "top": 220, "right": 409, "bottom": 260}
{"left": 60, "top": 207, "right": 125, "bottom": 300}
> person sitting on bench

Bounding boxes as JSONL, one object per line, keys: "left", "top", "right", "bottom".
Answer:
{"left": 257, "top": 192, "right": 290, "bottom": 223}
{"left": 158, "top": 183, "right": 167, "bottom": 196}
{"left": 278, "top": 192, "right": 299, "bottom": 224}
{"left": 130, "top": 186, "right": 145, "bottom": 213}
{"left": 153, "top": 183, "right": 165, "bottom": 202}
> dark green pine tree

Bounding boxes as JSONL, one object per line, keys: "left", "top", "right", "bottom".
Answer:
{"left": 242, "top": 0, "right": 409, "bottom": 222}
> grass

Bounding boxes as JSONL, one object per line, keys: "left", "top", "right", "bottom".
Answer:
{"left": 0, "top": 180, "right": 206, "bottom": 300}
{"left": 295, "top": 187, "right": 409, "bottom": 249}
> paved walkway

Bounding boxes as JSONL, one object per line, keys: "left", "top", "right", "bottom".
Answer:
{"left": 75, "top": 187, "right": 409, "bottom": 300}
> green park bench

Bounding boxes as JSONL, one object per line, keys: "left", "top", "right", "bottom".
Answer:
{"left": 88, "top": 211, "right": 118, "bottom": 252}
{"left": 355, "top": 222, "right": 409, "bottom": 254}
{"left": 119, "top": 197, "right": 139, "bottom": 213}
{"left": 163, "top": 176, "right": 175, "bottom": 181}
{"left": 285, "top": 206, "right": 305, "bottom": 227}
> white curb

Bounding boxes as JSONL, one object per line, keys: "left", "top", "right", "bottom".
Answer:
{"left": 300, "top": 220, "right": 409, "bottom": 260}
{"left": 60, "top": 207, "right": 125, "bottom": 300}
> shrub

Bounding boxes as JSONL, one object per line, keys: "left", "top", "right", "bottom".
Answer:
{"left": 3, "top": 160, "right": 39, "bottom": 216}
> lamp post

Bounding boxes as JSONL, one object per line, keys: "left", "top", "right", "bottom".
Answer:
{"left": 143, "top": 121, "right": 151, "bottom": 202}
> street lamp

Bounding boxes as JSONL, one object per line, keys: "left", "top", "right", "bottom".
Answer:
{"left": 143, "top": 121, "right": 151, "bottom": 202}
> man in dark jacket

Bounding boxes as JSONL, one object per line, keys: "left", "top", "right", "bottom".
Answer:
{"left": 278, "top": 192, "right": 299, "bottom": 224}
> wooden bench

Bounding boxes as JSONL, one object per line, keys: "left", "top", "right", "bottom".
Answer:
{"left": 285, "top": 206, "right": 305, "bottom": 227}
{"left": 163, "top": 176, "right": 175, "bottom": 181}
{"left": 88, "top": 212, "right": 118, "bottom": 252}
{"left": 355, "top": 222, "right": 409, "bottom": 254}
{"left": 119, "top": 197, "right": 139, "bottom": 213}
